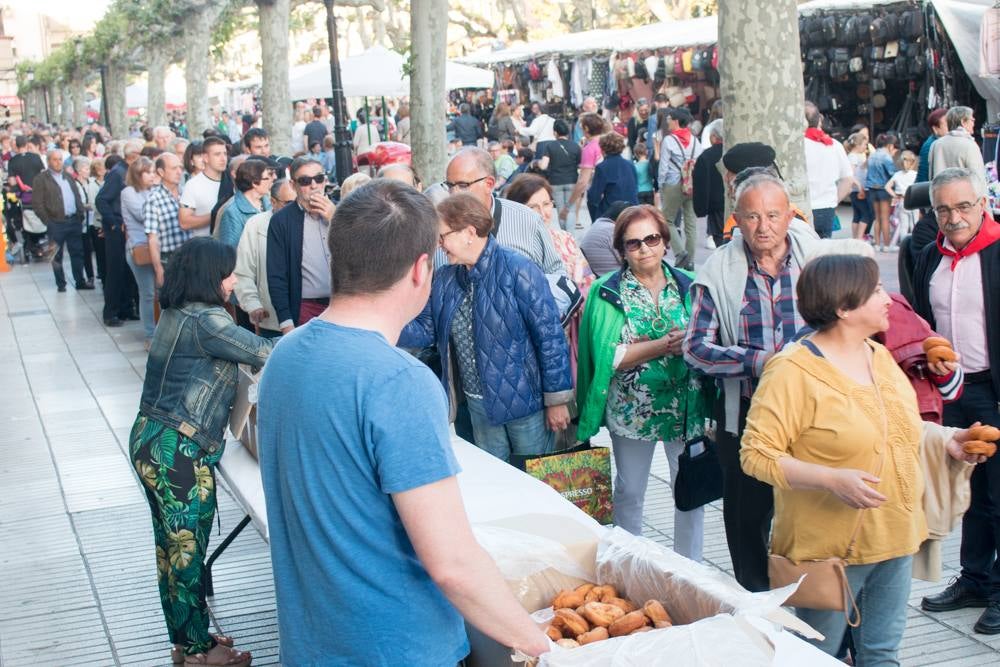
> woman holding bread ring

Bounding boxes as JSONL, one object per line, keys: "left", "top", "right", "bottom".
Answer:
{"left": 576, "top": 204, "right": 712, "bottom": 560}
{"left": 740, "top": 254, "right": 986, "bottom": 664}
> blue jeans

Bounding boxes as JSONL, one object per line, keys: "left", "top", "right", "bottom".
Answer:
{"left": 465, "top": 395, "right": 553, "bottom": 463}
{"left": 796, "top": 555, "right": 912, "bottom": 667}
{"left": 126, "top": 247, "right": 157, "bottom": 341}
{"left": 812, "top": 207, "right": 837, "bottom": 239}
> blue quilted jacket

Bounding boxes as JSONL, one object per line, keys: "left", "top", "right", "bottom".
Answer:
{"left": 401, "top": 236, "right": 573, "bottom": 426}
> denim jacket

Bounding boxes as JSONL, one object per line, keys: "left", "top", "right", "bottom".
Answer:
{"left": 140, "top": 303, "right": 274, "bottom": 455}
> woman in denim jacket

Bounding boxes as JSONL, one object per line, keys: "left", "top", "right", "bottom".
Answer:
{"left": 130, "top": 237, "right": 273, "bottom": 667}
{"left": 400, "top": 193, "right": 574, "bottom": 463}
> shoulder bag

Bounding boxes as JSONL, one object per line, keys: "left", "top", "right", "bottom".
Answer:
{"left": 767, "top": 345, "right": 888, "bottom": 627}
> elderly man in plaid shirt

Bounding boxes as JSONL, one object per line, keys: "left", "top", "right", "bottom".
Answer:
{"left": 144, "top": 153, "right": 191, "bottom": 288}
{"left": 682, "top": 173, "right": 819, "bottom": 592}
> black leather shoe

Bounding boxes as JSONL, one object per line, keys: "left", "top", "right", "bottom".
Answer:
{"left": 57, "top": 285, "right": 66, "bottom": 293}
{"left": 922, "top": 578, "right": 989, "bottom": 612}
{"left": 76, "top": 283, "right": 95, "bottom": 290}
{"left": 974, "top": 601, "right": 1000, "bottom": 634}
{"left": 103, "top": 318, "right": 123, "bottom": 327}
{"left": 121, "top": 312, "right": 141, "bottom": 321}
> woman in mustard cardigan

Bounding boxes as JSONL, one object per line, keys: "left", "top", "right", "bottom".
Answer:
{"left": 740, "top": 254, "right": 984, "bottom": 664}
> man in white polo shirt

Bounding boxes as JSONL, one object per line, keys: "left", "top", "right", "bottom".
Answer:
{"left": 803, "top": 102, "right": 853, "bottom": 238}
{"left": 179, "top": 135, "right": 228, "bottom": 237}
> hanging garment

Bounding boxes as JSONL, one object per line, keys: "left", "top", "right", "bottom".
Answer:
{"left": 982, "top": 8, "right": 1000, "bottom": 76}
{"left": 589, "top": 57, "right": 610, "bottom": 101}
{"left": 548, "top": 58, "right": 566, "bottom": 99}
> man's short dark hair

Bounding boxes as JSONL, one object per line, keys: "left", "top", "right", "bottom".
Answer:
{"left": 289, "top": 156, "right": 323, "bottom": 178}
{"left": 327, "top": 179, "right": 438, "bottom": 296}
{"left": 312, "top": 106, "right": 322, "bottom": 117}
{"left": 243, "top": 127, "right": 269, "bottom": 150}
{"left": 235, "top": 159, "right": 271, "bottom": 192}
{"left": 797, "top": 255, "right": 879, "bottom": 332}
{"left": 666, "top": 108, "right": 693, "bottom": 127}
{"left": 875, "top": 132, "right": 898, "bottom": 149}
{"left": 14, "top": 135, "right": 27, "bottom": 149}
{"left": 202, "top": 135, "right": 228, "bottom": 152}
{"left": 553, "top": 119, "right": 570, "bottom": 137}
{"left": 159, "top": 237, "right": 237, "bottom": 310}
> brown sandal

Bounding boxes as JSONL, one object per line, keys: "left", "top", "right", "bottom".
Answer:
{"left": 183, "top": 644, "right": 251, "bottom": 667}
{"left": 170, "top": 635, "right": 237, "bottom": 664}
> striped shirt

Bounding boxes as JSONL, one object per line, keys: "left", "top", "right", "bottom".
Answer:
{"left": 144, "top": 184, "right": 190, "bottom": 253}
{"left": 490, "top": 196, "right": 565, "bottom": 276}
{"left": 684, "top": 250, "right": 805, "bottom": 399}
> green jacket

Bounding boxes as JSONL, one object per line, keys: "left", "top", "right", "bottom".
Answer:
{"left": 576, "top": 262, "right": 696, "bottom": 441}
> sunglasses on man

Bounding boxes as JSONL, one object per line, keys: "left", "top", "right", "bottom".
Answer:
{"left": 295, "top": 173, "right": 327, "bottom": 187}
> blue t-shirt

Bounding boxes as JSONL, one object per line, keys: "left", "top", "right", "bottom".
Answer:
{"left": 634, "top": 159, "right": 654, "bottom": 193}
{"left": 258, "top": 319, "right": 468, "bottom": 666}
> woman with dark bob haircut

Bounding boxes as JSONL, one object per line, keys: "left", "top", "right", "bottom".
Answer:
{"left": 132, "top": 237, "right": 273, "bottom": 666}
{"left": 741, "top": 254, "right": 985, "bottom": 664}
{"left": 216, "top": 159, "right": 274, "bottom": 249}
{"left": 587, "top": 131, "right": 638, "bottom": 221}
{"left": 399, "top": 193, "right": 574, "bottom": 463}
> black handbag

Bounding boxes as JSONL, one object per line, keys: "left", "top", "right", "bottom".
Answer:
{"left": 672, "top": 387, "right": 723, "bottom": 513}
{"left": 674, "top": 433, "right": 723, "bottom": 512}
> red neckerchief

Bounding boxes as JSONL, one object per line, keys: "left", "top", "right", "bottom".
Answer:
{"left": 672, "top": 128, "right": 692, "bottom": 148}
{"left": 936, "top": 210, "right": 1000, "bottom": 271}
{"left": 804, "top": 127, "right": 833, "bottom": 146}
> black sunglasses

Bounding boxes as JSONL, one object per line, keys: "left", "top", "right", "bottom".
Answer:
{"left": 295, "top": 173, "right": 327, "bottom": 187}
{"left": 623, "top": 233, "right": 663, "bottom": 252}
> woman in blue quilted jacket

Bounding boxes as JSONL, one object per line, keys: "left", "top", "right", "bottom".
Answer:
{"left": 400, "top": 193, "right": 574, "bottom": 462}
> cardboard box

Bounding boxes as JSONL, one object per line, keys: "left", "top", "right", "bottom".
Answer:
{"left": 466, "top": 517, "right": 833, "bottom": 667}
{"left": 229, "top": 366, "right": 259, "bottom": 460}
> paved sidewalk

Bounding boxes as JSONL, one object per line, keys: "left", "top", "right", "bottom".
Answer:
{"left": 1, "top": 252, "right": 998, "bottom": 666}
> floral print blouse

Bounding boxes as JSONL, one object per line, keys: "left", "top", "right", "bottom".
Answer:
{"left": 604, "top": 267, "right": 708, "bottom": 442}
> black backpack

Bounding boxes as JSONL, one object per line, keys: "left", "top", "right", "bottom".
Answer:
{"left": 901, "top": 8, "right": 924, "bottom": 40}
{"left": 822, "top": 15, "right": 839, "bottom": 43}
{"left": 870, "top": 17, "right": 891, "bottom": 45}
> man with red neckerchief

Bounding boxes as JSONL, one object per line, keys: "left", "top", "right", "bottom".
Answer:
{"left": 802, "top": 102, "right": 853, "bottom": 239}
{"left": 912, "top": 167, "right": 1000, "bottom": 635}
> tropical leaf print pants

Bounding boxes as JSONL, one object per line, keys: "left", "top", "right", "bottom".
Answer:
{"left": 129, "top": 414, "right": 222, "bottom": 656}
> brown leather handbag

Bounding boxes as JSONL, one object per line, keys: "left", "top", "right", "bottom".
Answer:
{"left": 768, "top": 347, "right": 888, "bottom": 627}
{"left": 131, "top": 244, "right": 152, "bottom": 266}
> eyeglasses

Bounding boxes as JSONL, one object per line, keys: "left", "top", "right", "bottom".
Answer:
{"left": 445, "top": 176, "right": 489, "bottom": 191}
{"left": 294, "top": 173, "right": 327, "bottom": 187}
{"left": 439, "top": 229, "right": 460, "bottom": 245}
{"left": 623, "top": 233, "right": 663, "bottom": 252}
{"left": 934, "top": 201, "right": 979, "bottom": 219}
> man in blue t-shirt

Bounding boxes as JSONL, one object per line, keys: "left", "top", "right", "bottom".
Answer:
{"left": 258, "top": 179, "right": 550, "bottom": 666}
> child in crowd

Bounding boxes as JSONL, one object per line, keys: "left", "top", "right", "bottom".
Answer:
{"left": 633, "top": 142, "right": 655, "bottom": 205}
{"left": 886, "top": 149, "right": 918, "bottom": 251}
{"left": 845, "top": 132, "right": 872, "bottom": 241}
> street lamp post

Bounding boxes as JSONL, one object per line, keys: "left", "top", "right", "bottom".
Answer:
{"left": 99, "top": 64, "right": 110, "bottom": 135}
{"left": 323, "top": 0, "right": 354, "bottom": 186}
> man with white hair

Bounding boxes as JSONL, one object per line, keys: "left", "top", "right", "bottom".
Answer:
{"left": 96, "top": 138, "right": 144, "bottom": 327}
{"left": 152, "top": 126, "right": 175, "bottom": 152}
{"left": 914, "top": 167, "right": 1000, "bottom": 634}
{"left": 572, "top": 97, "right": 599, "bottom": 144}
{"left": 928, "top": 106, "right": 986, "bottom": 179}
{"left": 31, "top": 149, "right": 88, "bottom": 292}
{"left": 683, "top": 173, "right": 819, "bottom": 592}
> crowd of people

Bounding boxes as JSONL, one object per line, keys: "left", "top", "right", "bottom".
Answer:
{"left": 2, "top": 93, "right": 998, "bottom": 667}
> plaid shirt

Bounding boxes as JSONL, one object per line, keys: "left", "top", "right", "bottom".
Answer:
{"left": 143, "top": 184, "right": 189, "bottom": 253}
{"left": 684, "top": 249, "right": 806, "bottom": 399}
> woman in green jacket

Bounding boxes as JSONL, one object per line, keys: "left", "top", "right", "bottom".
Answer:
{"left": 576, "top": 204, "right": 712, "bottom": 560}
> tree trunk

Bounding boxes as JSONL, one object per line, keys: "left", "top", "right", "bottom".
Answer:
{"left": 147, "top": 45, "right": 169, "bottom": 128}
{"left": 717, "top": 0, "right": 809, "bottom": 215}
{"left": 410, "top": 0, "right": 448, "bottom": 186}
{"left": 72, "top": 76, "right": 86, "bottom": 128}
{"left": 106, "top": 63, "right": 129, "bottom": 139}
{"left": 259, "top": 0, "right": 292, "bottom": 156}
{"left": 182, "top": 5, "right": 224, "bottom": 136}
{"left": 59, "top": 82, "right": 72, "bottom": 127}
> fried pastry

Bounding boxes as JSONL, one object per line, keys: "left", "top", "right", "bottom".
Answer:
{"left": 963, "top": 440, "right": 997, "bottom": 457}
{"left": 553, "top": 608, "right": 590, "bottom": 636}
{"left": 546, "top": 624, "right": 563, "bottom": 641}
{"left": 576, "top": 626, "right": 609, "bottom": 645}
{"left": 968, "top": 425, "right": 1000, "bottom": 442}
{"left": 609, "top": 610, "right": 649, "bottom": 637}
{"left": 926, "top": 345, "right": 958, "bottom": 364}
{"left": 605, "top": 597, "right": 637, "bottom": 613}
{"left": 552, "top": 589, "right": 587, "bottom": 610}
{"left": 555, "top": 639, "right": 580, "bottom": 649}
{"left": 922, "top": 336, "right": 952, "bottom": 353}
{"left": 642, "top": 600, "right": 672, "bottom": 626}
{"left": 580, "top": 601, "right": 626, "bottom": 627}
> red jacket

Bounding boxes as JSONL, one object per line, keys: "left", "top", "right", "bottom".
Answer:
{"left": 874, "top": 293, "right": 961, "bottom": 423}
